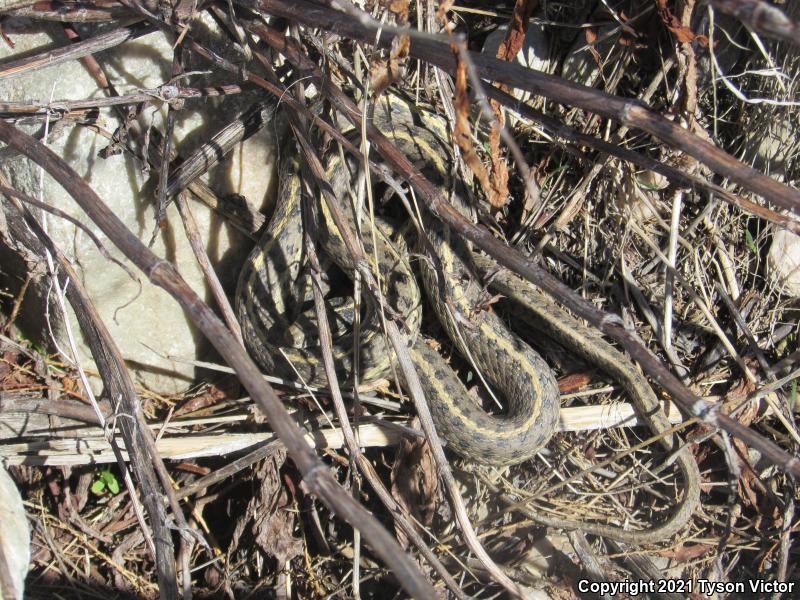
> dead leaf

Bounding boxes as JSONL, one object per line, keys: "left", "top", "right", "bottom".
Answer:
{"left": 370, "top": 33, "right": 409, "bottom": 97}
{"left": 174, "top": 383, "right": 227, "bottom": 417}
{"left": 229, "top": 451, "right": 303, "bottom": 564}
{"left": 655, "top": 0, "right": 709, "bottom": 46}
{"left": 731, "top": 437, "right": 764, "bottom": 512}
{"left": 435, "top": 0, "right": 454, "bottom": 25}
{"left": 495, "top": 0, "right": 539, "bottom": 64}
{"left": 657, "top": 542, "right": 715, "bottom": 562}
{"left": 388, "top": 0, "right": 409, "bottom": 23}
{"left": 451, "top": 46, "right": 499, "bottom": 210}
{"left": 557, "top": 371, "right": 594, "bottom": 394}
{"left": 391, "top": 432, "right": 438, "bottom": 548}
{"left": 474, "top": 292, "right": 505, "bottom": 313}
{"left": 486, "top": 117, "right": 510, "bottom": 211}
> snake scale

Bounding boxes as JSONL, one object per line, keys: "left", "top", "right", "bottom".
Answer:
{"left": 236, "top": 95, "right": 700, "bottom": 542}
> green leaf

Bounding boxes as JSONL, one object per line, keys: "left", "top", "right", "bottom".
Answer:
{"left": 100, "top": 470, "right": 120, "bottom": 494}
{"left": 106, "top": 476, "right": 120, "bottom": 495}
{"left": 91, "top": 479, "right": 106, "bottom": 495}
{"left": 745, "top": 230, "right": 758, "bottom": 255}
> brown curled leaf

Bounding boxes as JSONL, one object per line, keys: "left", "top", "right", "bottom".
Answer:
{"left": 451, "top": 45, "right": 507, "bottom": 211}
{"left": 483, "top": 0, "right": 532, "bottom": 212}
{"left": 391, "top": 434, "right": 438, "bottom": 549}
{"left": 495, "top": 0, "right": 539, "bottom": 64}
{"left": 229, "top": 452, "right": 303, "bottom": 564}
{"left": 557, "top": 371, "right": 595, "bottom": 394}
{"left": 657, "top": 542, "right": 716, "bottom": 563}
{"left": 656, "top": 0, "right": 709, "bottom": 46}
{"left": 585, "top": 27, "right": 603, "bottom": 70}
{"left": 370, "top": 33, "right": 409, "bottom": 97}
{"left": 487, "top": 121, "right": 509, "bottom": 211}
{"left": 435, "top": 0, "right": 454, "bottom": 25}
{"left": 388, "top": 0, "right": 409, "bottom": 24}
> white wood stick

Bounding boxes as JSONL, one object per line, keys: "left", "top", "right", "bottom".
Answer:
{"left": 1, "top": 400, "right": 685, "bottom": 466}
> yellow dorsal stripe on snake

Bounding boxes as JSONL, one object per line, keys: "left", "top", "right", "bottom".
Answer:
{"left": 471, "top": 254, "right": 700, "bottom": 543}
{"left": 236, "top": 95, "right": 699, "bottom": 538}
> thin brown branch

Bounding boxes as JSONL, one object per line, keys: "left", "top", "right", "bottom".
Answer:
{"left": 0, "top": 0, "right": 133, "bottom": 22}
{"left": 711, "top": 0, "right": 800, "bottom": 47}
{"left": 155, "top": 42, "right": 185, "bottom": 229}
{"left": 0, "top": 84, "right": 247, "bottom": 121}
{"left": 0, "top": 394, "right": 109, "bottom": 424}
{"left": 175, "top": 193, "right": 243, "bottom": 345}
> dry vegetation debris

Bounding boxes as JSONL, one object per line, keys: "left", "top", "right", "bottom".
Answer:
{"left": 1, "top": 0, "right": 799, "bottom": 598}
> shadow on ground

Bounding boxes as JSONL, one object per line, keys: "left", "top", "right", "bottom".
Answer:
{"left": 25, "top": 578, "right": 277, "bottom": 599}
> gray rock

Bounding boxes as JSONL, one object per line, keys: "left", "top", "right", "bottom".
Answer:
{"left": 742, "top": 114, "right": 797, "bottom": 178}
{"left": 482, "top": 22, "right": 552, "bottom": 80}
{"left": 560, "top": 23, "right": 619, "bottom": 87}
{"left": 0, "top": 466, "right": 29, "bottom": 599}
{"left": 0, "top": 18, "right": 278, "bottom": 393}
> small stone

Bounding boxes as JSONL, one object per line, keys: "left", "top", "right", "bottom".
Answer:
{"left": 767, "top": 226, "right": 800, "bottom": 298}
{"left": 483, "top": 23, "right": 552, "bottom": 105}
{"left": 744, "top": 116, "right": 796, "bottom": 178}
{"left": 483, "top": 24, "right": 552, "bottom": 75}
{"left": 0, "top": 466, "right": 29, "bottom": 599}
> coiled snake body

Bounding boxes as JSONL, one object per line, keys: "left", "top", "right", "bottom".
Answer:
{"left": 236, "top": 96, "right": 699, "bottom": 541}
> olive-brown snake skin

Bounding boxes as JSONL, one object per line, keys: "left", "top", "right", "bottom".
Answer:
{"left": 236, "top": 95, "right": 699, "bottom": 541}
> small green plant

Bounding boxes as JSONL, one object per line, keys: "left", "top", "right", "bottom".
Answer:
{"left": 745, "top": 229, "right": 759, "bottom": 255}
{"left": 91, "top": 469, "right": 120, "bottom": 495}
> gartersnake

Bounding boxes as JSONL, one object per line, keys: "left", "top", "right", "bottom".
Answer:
{"left": 236, "top": 95, "right": 699, "bottom": 541}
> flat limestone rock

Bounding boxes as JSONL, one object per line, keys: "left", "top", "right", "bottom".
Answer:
{"left": 768, "top": 227, "right": 800, "bottom": 298}
{"left": 0, "top": 465, "right": 29, "bottom": 599}
{"left": 0, "top": 18, "right": 279, "bottom": 394}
